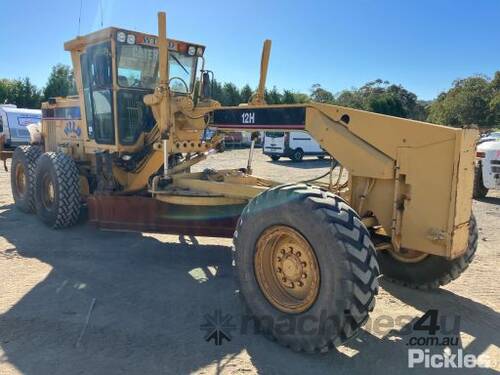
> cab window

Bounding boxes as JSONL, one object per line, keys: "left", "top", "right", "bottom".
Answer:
{"left": 81, "top": 42, "right": 114, "bottom": 144}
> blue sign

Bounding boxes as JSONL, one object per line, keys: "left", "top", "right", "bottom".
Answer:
{"left": 17, "top": 116, "right": 41, "bottom": 126}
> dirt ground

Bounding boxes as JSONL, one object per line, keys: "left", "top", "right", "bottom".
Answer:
{"left": 0, "top": 149, "right": 498, "bottom": 375}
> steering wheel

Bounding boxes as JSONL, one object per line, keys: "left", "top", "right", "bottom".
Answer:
{"left": 131, "top": 78, "right": 142, "bottom": 88}
{"left": 168, "top": 76, "right": 189, "bottom": 93}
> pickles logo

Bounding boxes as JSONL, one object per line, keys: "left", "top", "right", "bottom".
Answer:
{"left": 64, "top": 120, "right": 81, "bottom": 137}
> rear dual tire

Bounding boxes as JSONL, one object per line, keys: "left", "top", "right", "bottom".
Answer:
{"left": 11, "top": 145, "right": 42, "bottom": 213}
{"left": 34, "top": 152, "right": 81, "bottom": 229}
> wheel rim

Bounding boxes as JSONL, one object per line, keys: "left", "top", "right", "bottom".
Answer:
{"left": 254, "top": 226, "right": 320, "bottom": 313}
{"left": 15, "top": 164, "right": 27, "bottom": 197}
{"left": 41, "top": 174, "right": 56, "bottom": 210}
{"left": 388, "top": 248, "right": 428, "bottom": 263}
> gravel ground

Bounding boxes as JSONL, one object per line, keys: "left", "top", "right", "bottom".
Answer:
{"left": 0, "top": 149, "right": 498, "bottom": 374}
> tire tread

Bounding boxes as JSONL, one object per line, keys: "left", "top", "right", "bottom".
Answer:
{"left": 233, "top": 184, "right": 379, "bottom": 353}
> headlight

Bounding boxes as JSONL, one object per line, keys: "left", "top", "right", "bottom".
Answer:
{"left": 196, "top": 47, "right": 204, "bottom": 56}
{"left": 117, "top": 31, "right": 126, "bottom": 43}
{"left": 188, "top": 46, "right": 196, "bottom": 56}
{"left": 126, "top": 34, "right": 136, "bottom": 44}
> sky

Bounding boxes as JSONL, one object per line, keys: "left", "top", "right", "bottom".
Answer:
{"left": 0, "top": 0, "right": 498, "bottom": 100}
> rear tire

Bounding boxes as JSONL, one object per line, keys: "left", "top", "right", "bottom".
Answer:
{"left": 472, "top": 164, "right": 488, "bottom": 199}
{"left": 10, "top": 145, "right": 42, "bottom": 213}
{"left": 290, "top": 148, "right": 304, "bottom": 162}
{"left": 270, "top": 155, "right": 280, "bottom": 161}
{"left": 233, "top": 184, "right": 379, "bottom": 352}
{"left": 378, "top": 216, "right": 478, "bottom": 290}
{"left": 34, "top": 152, "right": 81, "bottom": 229}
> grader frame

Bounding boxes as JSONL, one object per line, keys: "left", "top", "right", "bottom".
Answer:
{"left": 8, "top": 11, "right": 479, "bottom": 352}
{"left": 60, "top": 12, "right": 477, "bottom": 261}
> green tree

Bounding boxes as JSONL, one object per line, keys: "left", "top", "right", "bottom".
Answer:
{"left": 43, "top": 64, "right": 76, "bottom": 100}
{"left": 427, "top": 74, "right": 497, "bottom": 127}
{"left": 240, "top": 84, "right": 253, "bottom": 103}
{"left": 366, "top": 93, "right": 406, "bottom": 118}
{"left": 310, "top": 84, "right": 334, "bottom": 103}
{"left": 335, "top": 79, "right": 426, "bottom": 120}
{"left": 220, "top": 82, "right": 241, "bottom": 106}
{"left": 489, "top": 72, "right": 500, "bottom": 127}
{"left": 282, "top": 89, "right": 297, "bottom": 104}
{"left": 0, "top": 78, "right": 41, "bottom": 108}
{"left": 489, "top": 93, "right": 500, "bottom": 127}
{"left": 265, "top": 86, "right": 282, "bottom": 104}
{"left": 210, "top": 79, "right": 223, "bottom": 103}
{"left": 335, "top": 90, "right": 364, "bottom": 109}
{"left": 292, "top": 92, "right": 310, "bottom": 103}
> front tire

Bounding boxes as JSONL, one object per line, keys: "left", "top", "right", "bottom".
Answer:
{"left": 10, "top": 145, "right": 42, "bottom": 213}
{"left": 233, "top": 184, "right": 379, "bottom": 352}
{"left": 378, "top": 216, "right": 478, "bottom": 290}
{"left": 270, "top": 155, "right": 280, "bottom": 161}
{"left": 34, "top": 152, "right": 81, "bottom": 229}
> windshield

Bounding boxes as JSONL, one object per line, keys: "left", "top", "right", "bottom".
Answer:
{"left": 116, "top": 44, "right": 197, "bottom": 93}
{"left": 265, "top": 132, "right": 285, "bottom": 138}
{"left": 168, "top": 53, "right": 195, "bottom": 93}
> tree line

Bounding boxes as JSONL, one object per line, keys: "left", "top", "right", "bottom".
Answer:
{"left": 0, "top": 64, "right": 76, "bottom": 109}
{"left": 1, "top": 64, "right": 498, "bottom": 128}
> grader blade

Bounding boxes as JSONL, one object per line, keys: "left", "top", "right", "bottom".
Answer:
{"left": 87, "top": 195, "right": 241, "bottom": 238}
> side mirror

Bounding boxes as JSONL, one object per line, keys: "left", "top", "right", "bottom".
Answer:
{"left": 201, "top": 71, "right": 212, "bottom": 99}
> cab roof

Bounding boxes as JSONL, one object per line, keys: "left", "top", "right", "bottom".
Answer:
{"left": 64, "top": 27, "right": 205, "bottom": 56}
{"left": 0, "top": 105, "right": 41, "bottom": 115}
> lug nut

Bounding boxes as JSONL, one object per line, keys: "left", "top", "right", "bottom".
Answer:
{"left": 302, "top": 273, "right": 307, "bottom": 279}
{"left": 296, "top": 251, "right": 301, "bottom": 257}
{"left": 297, "top": 281, "right": 304, "bottom": 287}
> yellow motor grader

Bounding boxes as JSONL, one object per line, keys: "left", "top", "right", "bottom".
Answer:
{"left": 8, "top": 12, "right": 478, "bottom": 352}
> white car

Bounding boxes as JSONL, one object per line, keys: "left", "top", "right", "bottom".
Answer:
{"left": 0, "top": 104, "right": 41, "bottom": 148}
{"left": 263, "top": 131, "right": 326, "bottom": 162}
{"left": 474, "top": 139, "right": 500, "bottom": 198}
{"left": 478, "top": 131, "right": 500, "bottom": 145}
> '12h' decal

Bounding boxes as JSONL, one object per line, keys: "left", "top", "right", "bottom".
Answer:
{"left": 241, "top": 112, "right": 255, "bottom": 124}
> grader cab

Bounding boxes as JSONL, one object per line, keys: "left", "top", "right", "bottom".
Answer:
{"left": 9, "top": 12, "right": 478, "bottom": 353}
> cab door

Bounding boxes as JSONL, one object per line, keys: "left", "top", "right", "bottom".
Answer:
{"left": 80, "top": 42, "right": 115, "bottom": 144}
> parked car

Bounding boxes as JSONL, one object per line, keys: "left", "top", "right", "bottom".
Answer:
{"left": 478, "top": 131, "right": 500, "bottom": 145}
{"left": 0, "top": 104, "right": 41, "bottom": 149}
{"left": 263, "top": 131, "right": 326, "bottom": 161}
{"left": 474, "top": 138, "right": 500, "bottom": 198}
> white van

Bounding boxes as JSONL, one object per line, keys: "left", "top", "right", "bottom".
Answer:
{"left": 474, "top": 139, "right": 500, "bottom": 198}
{"left": 263, "top": 131, "right": 326, "bottom": 161}
{"left": 0, "top": 104, "right": 41, "bottom": 148}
